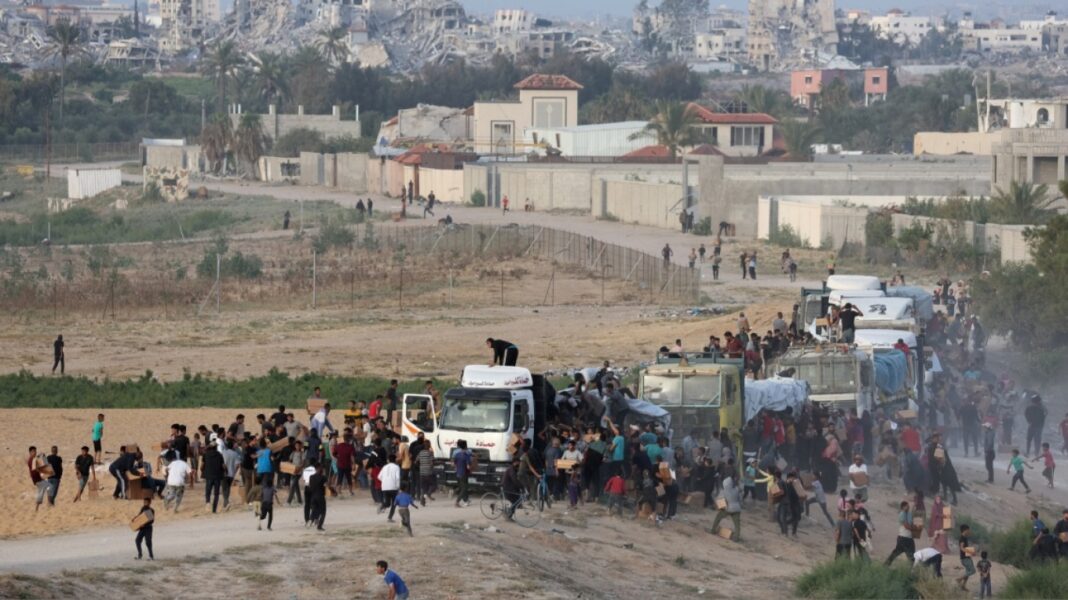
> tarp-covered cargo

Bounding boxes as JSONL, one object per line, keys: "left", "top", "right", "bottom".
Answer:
{"left": 744, "top": 377, "right": 809, "bottom": 423}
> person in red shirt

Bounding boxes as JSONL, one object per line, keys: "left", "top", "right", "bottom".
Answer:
{"left": 332, "top": 430, "right": 357, "bottom": 496}
{"left": 1030, "top": 442, "right": 1055, "bottom": 488}
{"left": 893, "top": 339, "right": 911, "bottom": 358}
{"left": 369, "top": 396, "right": 383, "bottom": 421}
{"left": 725, "top": 332, "right": 743, "bottom": 358}
{"left": 27, "top": 446, "right": 51, "bottom": 513}
{"left": 1060, "top": 413, "right": 1068, "bottom": 457}
{"left": 604, "top": 473, "right": 626, "bottom": 516}
{"left": 900, "top": 423, "right": 922, "bottom": 454}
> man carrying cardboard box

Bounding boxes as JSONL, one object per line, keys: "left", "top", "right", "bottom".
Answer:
{"left": 707, "top": 468, "right": 742, "bottom": 542}
{"left": 27, "top": 446, "right": 52, "bottom": 513}
{"left": 848, "top": 455, "right": 870, "bottom": 502}
{"left": 132, "top": 498, "right": 155, "bottom": 560}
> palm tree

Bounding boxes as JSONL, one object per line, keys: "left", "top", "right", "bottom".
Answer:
{"left": 202, "top": 40, "right": 245, "bottom": 115}
{"left": 250, "top": 51, "right": 290, "bottom": 108}
{"left": 991, "top": 181, "right": 1055, "bottom": 225}
{"left": 316, "top": 26, "right": 349, "bottom": 66}
{"left": 46, "top": 19, "right": 83, "bottom": 125}
{"left": 200, "top": 115, "right": 233, "bottom": 175}
{"left": 629, "top": 101, "right": 700, "bottom": 160}
{"left": 233, "top": 113, "right": 268, "bottom": 178}
{"left": 736, "top": 84, "right": 785, "bottom": 117}
{"left": 781, "top": 119, "right": 822, "bottom": 161}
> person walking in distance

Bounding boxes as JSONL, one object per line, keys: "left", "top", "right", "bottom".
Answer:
{"left": 376, "top": 561, "right": 410, "bottom": 600}
{"left": 367, "top": 198, "right": 373, "bottom": 217}
{"left": 885, "top": 501, "right": 917, "bottom": 565}
{"left": 27, "top": 446, "right": 51, "bottom": 512}
{"left": 982, "top": 422, "right": 996, "bottom": 483}
{"left": 712, "top": 253, "right": 721, "bottom": 280}
{"left": 740, "top": 252, "right": 748, "bottom": 279}
{"left": 378, "top": 454, "right": 401, "bottom": 518}
{"left": 454, "top": 440, "right": 472, "bottom": 507}
{"left": 393, "top": 483, "right": 417, "bottom": 536}
{"left": 748, "top": 252, "right": 758, "bottom": 280}
{"left": 698, "top": 243, "right": 706, "bottom": 263}
{"left": 1024, "top": 395, "right": 1048, "bottom": 458}
{"left": 91, "top": 413, "right": 104, "bottom": 465}
{"left": 45, "top": 446, "right": 63, "bottom": 507}
{"left": 283, "top": 210, "right": 290, "bottom": 230}
{"left": 52, "top": 334, "right": 64, "bottom": 374}
{"left": 1031, "top": 442, "right": 1055, "bottom": 488}
{"left": 486, "top": 338, "right": 519, "bottom": 366}
{"left": 1007, "top": 448, "right": 1032, "bottom": 493}
{"left": 73, "top": 445, "right": 94, "bottom": 502}
{"left": 956, "top": 524, "right": 976, "bottom": 591}
{"left": 162, "top": 450, "right": 191, "bottom": 513}
{"left": 424, "top": 191, "right": 436, "bottom": 218}
{"left": 688, "top": 248, "right": 697, "bottom": 269}
{"left": 307, "top": 463, "right": 328, "bottom": 530}
{"left": 502, "top": 194, "right": 509, "bottom": 214}
{"left": 133, "top": 498, "right": 155, "bottom": 560}
{"left": 258, "top": 476, "right": 275, "bottom": 531}
{"left": 661, "top": 244, "right": 673, "bottom": 267}
{"left": 201, "top": 442, "right": 225, "bottom": 513}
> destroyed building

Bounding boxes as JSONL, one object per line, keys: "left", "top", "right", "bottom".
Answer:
{"left": 229, "top": 104, "right": 362, "bottom": 142}
{"left": 159, "top": 0, "right": 218, "bottom": 52}
{"left": 747, "top": 0, "right": 838, "bottom": 72}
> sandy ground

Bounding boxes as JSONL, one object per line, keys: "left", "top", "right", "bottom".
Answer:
{"left": 0, "top": 446, "right": 1054, "bottom": 598}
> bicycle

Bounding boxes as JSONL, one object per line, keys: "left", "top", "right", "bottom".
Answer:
{"left": 480, "top": 488, "right": 540, "bottom": 528}
{"left": 536, "top": 473, "right": 553, "bottom": 512}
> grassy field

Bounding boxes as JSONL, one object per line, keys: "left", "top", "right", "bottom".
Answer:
{"left": 149, "top": 75, "right": 214, "bottom": 100}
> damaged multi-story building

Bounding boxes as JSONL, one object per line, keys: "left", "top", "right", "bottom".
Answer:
{"left": 747, "top": 0, "right": 838, "bottom": 71}
{"left": 159, "top": 0, "right": 221, "bottom": 52}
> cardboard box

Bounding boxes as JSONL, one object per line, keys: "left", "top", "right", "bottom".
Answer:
{"left": 151, "top": 440, "right": 171, "bottom": 452}
{"left": 280, "top": 462, "right": 299, "bottom": 475}
{"left": 717, "top": 527, "right": 734, "bottom": 540}
{"left": 799, "top": 471, "right": 816, "bottom": 490}
{"left": 850, "top": 472, "right": 869, "bottom": 487}
{"left": 1059, "top": 531, "right": 1068, "bottom": 543}
{"left": 124, "top": 444, "right": 140, "bottom": 455}
{"left": 715, "top": 497, "right": 728, "bottom": 510}
{"left": 269, "top": 437, "right": 290, "bottom": 452}
{"left": 792, "top": 479, "right": 809, "bottom": 500}
{"left": 943, "top": 518, "right": 954, "bottom": 531}
{"left": 896, "top": 410, "right": 917, "bottom": 420}
{"left": 127, "top": 484, "right": 154, "bottom": 500}
{"left": 306, "top": 398, "right": 328, "bottom": 416}
{"left": 36, "top": 463, "right": 54, "bottom": 477}
{"left": 555, "top": 459, "right": 578, "bottom": 471}
{"left": 680, "top": 493, "right": 694, "bottom": 506}
{"left": 130, "top": 512, "right": 151, "bottom": 531}
{"left": 655, "top": 484, "right": 666, "bottom": 497}
{"left": 943, "top": 506, "right": 952, "bottom": 519}
{"left": 964, "top": 546, "right": 977, "bottom": 557}
{"left": 933, "top": 447, "right": 945, "bottom": 461}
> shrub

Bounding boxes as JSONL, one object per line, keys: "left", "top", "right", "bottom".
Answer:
{"left": 692, "top": 216, "right": 712, "bottom": 236}
{"left": 142, "top": 182, "right": 164, "bottom": 203}
{"left": 312, "top": 222, "right": 355, "bottom": 254}
{"left": 989, "top": 519, "right": 1038, "bottom": 570}
{"left": 795, "top": 560, "right": 917, "bottom": 599}
{"left": 1001, "top": 562, "right": 1068, "bottom": 599}
{"left": 897, "top": 222, "right": 933, "bottom": 252}
{"left": 273, "top": 128, "right": 326, "bottom": 158}
{"left": 470, "top": 189, "right": 486, "bottom": 207}
{"left": 768, "top": 224, "right": 807, "bottom": 248}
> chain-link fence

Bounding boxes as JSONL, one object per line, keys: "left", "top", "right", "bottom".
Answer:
{"left": 0, "top": 142, "right": 140, "bottom": 163}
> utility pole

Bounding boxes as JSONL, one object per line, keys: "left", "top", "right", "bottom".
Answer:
{"left": 312, "top": 250, "right": 317, "bottom": 309}
{"left": 215, "top": 252, "right": 220, "bottom": 315}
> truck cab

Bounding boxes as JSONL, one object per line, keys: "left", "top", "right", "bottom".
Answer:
{"left": 638, "top": 353, "right": 745, "bottom": 460}
{"left": 772, "top": 346, "right": 876, "bottom": 413}
{"left": 399, "top": 365, "right": 553, "bottom": 487}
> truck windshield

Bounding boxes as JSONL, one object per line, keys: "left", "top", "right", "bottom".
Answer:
{"left": 791, "top": 359, "right": 857, "bottom": 394}
{"left": 642, "top": 374, "right": 721, "bottom": 406}
{"left": 438, "top": 396, "right": 511, "bottom": 432}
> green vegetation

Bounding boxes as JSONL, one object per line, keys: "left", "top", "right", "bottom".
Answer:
{"left": 312, "top": 222, "right": 355, "bottom": 254}
{"left": 1001, "top": 562, "right": 1068, "bottom": 599}
{"left": 469, "top": 190, "right": 486, "bottom": 207}
{"left": 629, "top": 100, "right": 700, "bottom": 160}
{"left": 196, "top": 236, "right": 263, "bottom": 279}
{"left": 795, "top": 560, "right": 917, "bottom": 599}
{"left": 0, "top": 369, "right": 452, "bottom": 408}
{"left": 988, "top": 519, "right": 1039, "bottom": 570}
{"left": 990, "top": 181, "right": 1056, "bottom": 225}
{"left": 973, "top": 215, "right": 1068, "bottom": 376}
{"left": 767, "top": 224, "right": 807, "bottom": 248}
{"left": 901, "top": 196, "right": 991, "bottom": 224}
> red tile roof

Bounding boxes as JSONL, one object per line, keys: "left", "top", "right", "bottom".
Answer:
{"left": 689, "top": 144, "right": 726, "bottom": 156}
{"left": 687, "top": 103, "right": 778, "bottom": 125}
{"left": 622, "top": 144, "right": 671, "bottom": 158}
{"left": 394, "top": 143, "right": 453, "bottom": 165}
{"left": 514, "top": 74, "right": 584, "bottom": 91}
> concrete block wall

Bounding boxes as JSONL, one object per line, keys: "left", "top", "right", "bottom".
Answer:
{"left": 891, "top": 213, "right": 1033, "bottom": 264}
{"left": 601, "top": 180, "right": 684, "bottom": 229}
{"left": 336, "top": 153, "right": 368, "bottom": 192}
{"left": 419, "top": 167, "right": 465, "bottom": 203}
{"left": 299, "top": 152, "right": 322, "bottom": 186}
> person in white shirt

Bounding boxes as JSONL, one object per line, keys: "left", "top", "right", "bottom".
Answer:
{"left": 848, "top": 455, "right": 870, "bottom": 502}
{"left": 378, "top": 454, "right": 402, "bottom": 520}
{"left": 311, "top": 405, "right": 336, "bottom": 437}
{"left": 301, "top": 464, "right": 317, "bottom": 526}
{"left": 914, "top": 546, "right": 943, "bottom": 578}
{"left": 162, "top": 452, "right": 191, "bottom": 513}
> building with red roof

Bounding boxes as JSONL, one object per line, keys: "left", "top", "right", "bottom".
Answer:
{"left": 473, "top": 73, "right": 582, "bottom": 154}
{"left": 686, "top": 102, "right": 778, "bottom": 157}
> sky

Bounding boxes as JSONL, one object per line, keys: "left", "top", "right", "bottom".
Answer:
{"left": 459, "top": 0, "right": 1061, "bottom": 20}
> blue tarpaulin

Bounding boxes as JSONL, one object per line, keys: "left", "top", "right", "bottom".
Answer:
{"left": 873, "top": 350, "right": 908, "bottom": 395}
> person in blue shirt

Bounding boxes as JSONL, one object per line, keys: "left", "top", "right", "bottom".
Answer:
{"left": 453, "top": 440, "right": 472, "bottom": 507}
{"left": 376, "top": 560, "right": 409, "bottom": 600}
{"left": 393, "top": 483, "right": 418, "bottom": 536}
{"left": 255, "top": 438, "right": 272, "bottom": 484}
{"left": 1031, "top": 510, "right": 1046, "bottom": 537}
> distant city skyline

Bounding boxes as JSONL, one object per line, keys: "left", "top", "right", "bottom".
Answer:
{"left": 460, "top": 0, "right": 1063, "bottom": 21}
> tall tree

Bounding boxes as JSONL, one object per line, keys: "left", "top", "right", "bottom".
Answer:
{"left": 316, "top": 26, "right": 349, "bottom": 67}
{"left": 200, "top": 114, "right": 233, "bottom": 175}
{"left": 991, "top": 181, "right": 1055, "bottom": 225}
{"left": 781, "top": 119, "right": 822, "bottom": 161}
{"left": 202, "top": 40, "right": 245, "bottom": 115}
{"left": 251, "top": 51, "right": 289, "bottom": 108}
{"left": 629, "top": 100, "right": 700, "bottom": 159}
{"left": 233, "top": 113, "right": 268, "bottom": 178}
{"left": 735, "top": 84, "right": 787, "bottom": 117}
{"left": 46, "top": 19, "right": 83, "bottom": 125}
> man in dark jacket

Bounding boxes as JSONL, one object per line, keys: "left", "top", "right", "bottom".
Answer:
{"left": 486, "top": 338, "right": 519, "bottom": 366}
{"left": 1024, "top": 395, "right": 1047, "bottom": 457}
{"left": 201, "top": 444, "right": 225, "bottom": 513}
{"left": 110, "top": 446, "right": 136, "bottom": 499}
{"left": 307, "top": 464, "right": 328, "bottom": 530}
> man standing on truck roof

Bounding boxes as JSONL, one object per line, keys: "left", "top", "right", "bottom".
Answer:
{"left": 486, "top": 338, "right": 519, "bottom": 366}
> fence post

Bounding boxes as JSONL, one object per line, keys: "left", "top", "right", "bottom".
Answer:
{"left": 312, "top": 249, "right": 317, "bottom": 309}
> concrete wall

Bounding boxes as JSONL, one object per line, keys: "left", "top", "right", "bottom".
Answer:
{"left": 258, "top": 156, "right": 300, "bottom": 182}
{"left": 599, "top": 180, "right": 684, "bottom": 229}
{"left": 700, "top": 157, "right": 991, "bottom": 238}
{"left": 234, "top": 105, "right": 361, "bottom": 141}
{"left": 463, "top": 162, "right": 691, "bottom": 212}
{"left": 891, "top": 213, "right": 1033, "bottom": 264}
{"left": 418, "top": 167, "right": 465, "bottom": 203}
{"left": 336, "top": 153, "right": 368, "bottom": 192}
{"left": 143, "top": 144, "right": 201, "bottom": 172}
{"left": 913, "top": 131, "right": 1001, "bottom": 156}
{"left": 299, "top": 152, "right": 322, "bottom": 186}
{"left": 758, "top": 198, "right": 867, "bottom": 249}
{"left": 67, "top": 167, "right": 122, "bottom": 199}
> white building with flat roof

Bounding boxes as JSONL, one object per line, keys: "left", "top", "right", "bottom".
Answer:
{"left": 870, "top": 10, "right": 934, "bottom": 46}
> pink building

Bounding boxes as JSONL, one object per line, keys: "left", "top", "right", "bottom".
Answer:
{"left": 864, "top": 67, "right": 889, "bottom": 105}
{"left": 790, "top": 69, "right": 846, "bottom": 109}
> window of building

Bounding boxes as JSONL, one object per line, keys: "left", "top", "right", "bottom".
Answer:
{"left": 872, "top": 76, "right": 881, "bottom": 84}
{"left": 730, "top": 125, "right": 765, "bottom": 147}
{"left": 804, "top": 76, "right": 813, "bottom": 84}
{"left": 1036, "top": 108, "right": 1049, "bottom": 124}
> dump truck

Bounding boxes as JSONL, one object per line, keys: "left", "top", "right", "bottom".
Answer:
{"left": 398, "top": 365, "right": 555, "bottom": 487}
{"left": 637, "top": 353, "right": 745, "bottom": 461}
